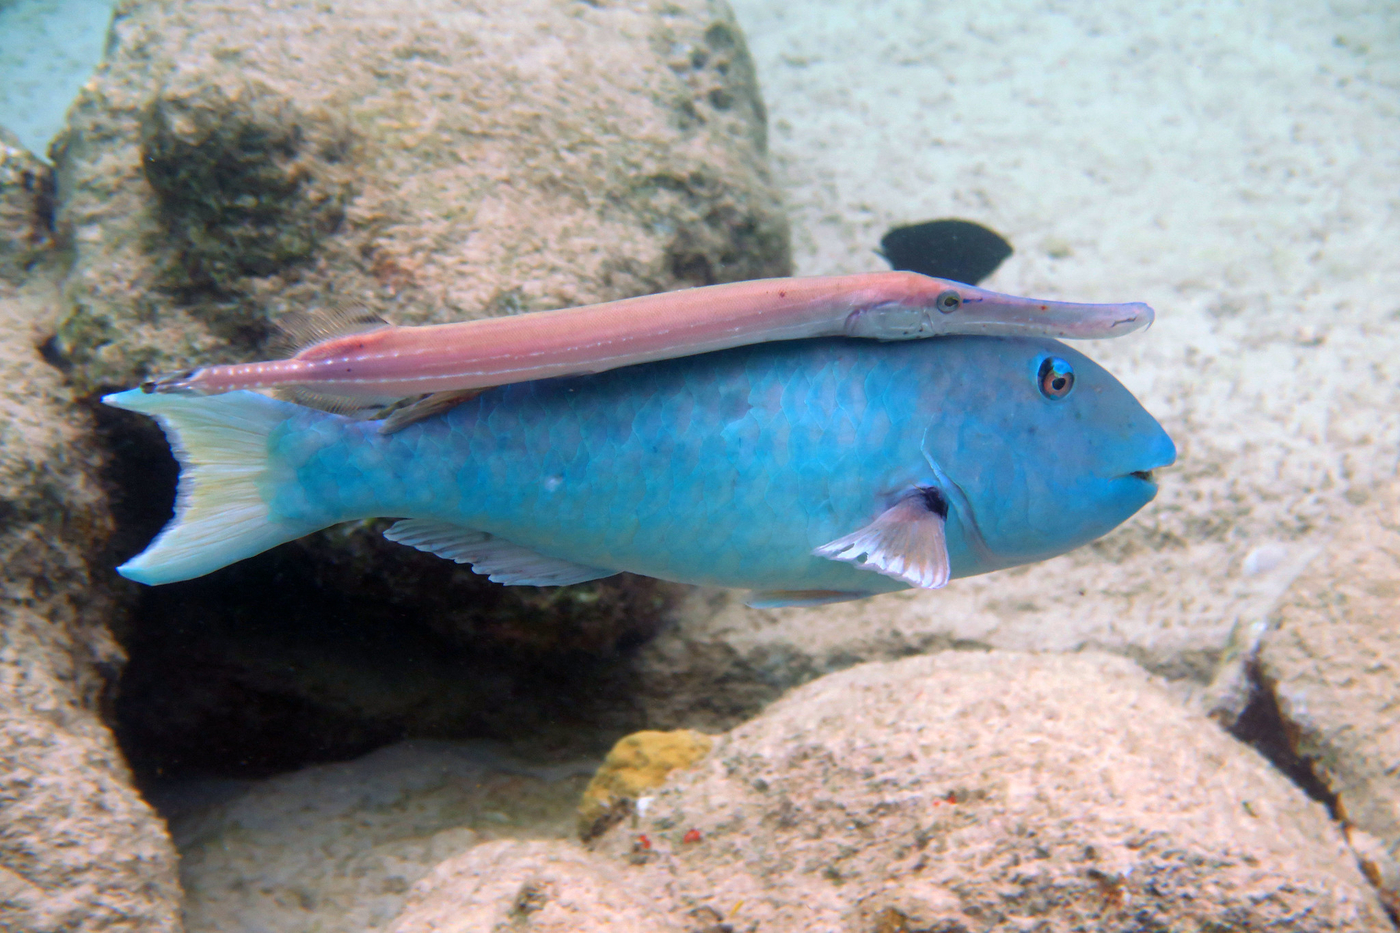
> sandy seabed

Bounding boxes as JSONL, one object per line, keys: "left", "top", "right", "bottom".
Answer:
{"left": 722, "top": 0, "right": 1400, "bottom": 669}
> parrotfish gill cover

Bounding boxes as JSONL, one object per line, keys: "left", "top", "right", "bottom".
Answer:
{"left": 105, "top": 336, "right": 1175, "bottom": 607}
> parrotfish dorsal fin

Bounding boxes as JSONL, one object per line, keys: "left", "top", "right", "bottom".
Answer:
{"left": 813, "top": 487, "right": 951, "bottom": 589}
{"left": 274, "top": 301, "right": 392, "bottom": 356}
{"left": 384, "top": 518, "right": 615, "bottom": 586}
{"left": 877, "top": 219, "right": 1013, "bottom": 285}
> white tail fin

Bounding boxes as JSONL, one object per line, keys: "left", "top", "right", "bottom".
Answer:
{"left": 103, "top": 389, "right": 321, "bottom": 585}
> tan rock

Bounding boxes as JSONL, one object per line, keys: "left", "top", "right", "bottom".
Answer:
{"left": 0, "top": 269, "right": 181, "bottom": 925}
{"left": 593, "top": 651, "right": 1390, "bottom": 929}
{"left": 49, "top": 0, "right": 789, "bottom": 392}
{"left": 172, "top": 740, "right": 598, "bottom": 933}
{"left": 0, "top": 128, "right": 52, "bottom": 282}
{"left": 578, "top": 729, "right": 713, "bottom": 838}
{"left": 1258, "top": 478, "right": 1400, "bottom": 913}
{"left": 388, "top": 840, "right": 685, "bottom": 933}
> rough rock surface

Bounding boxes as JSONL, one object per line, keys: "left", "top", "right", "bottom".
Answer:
{"left": 588, "top": 651, "right": 1389, "bottom": 930}
{"left": 1257, "top": 479, "right": 1400, "bottom": 913}
{"left": 389, "top": 840, "right": 685, "bottom": 933}
{"left": 50, "top": 0, "right": 789, "bottom": 392}
{"left": 167, "top": 740, "right": 597, "bottom": 933}
{"left": 0, "top": 126, "right": 51, "bottom": 281}
{"left": 0, "top": 137, "right": 181, "bottom": 929}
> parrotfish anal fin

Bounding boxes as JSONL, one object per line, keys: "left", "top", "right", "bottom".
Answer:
{"left": 384, "top": 519, "right": 616, "bottom": 586}
{"left": 275, "top": 301, "right": 391, "bottom": 355}
{"left": 813, "top": 488, "right": 951, "bottom": 590}
{"left": 745, "top": 589, "right": 875, "bottom": 609}
{"left": 378, "top": 389, "right": 487, "bottom": 435}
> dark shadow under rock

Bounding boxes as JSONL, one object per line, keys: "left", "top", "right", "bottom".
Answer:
{"left": 94, "top": 403, "right": 670, "bottom": 783}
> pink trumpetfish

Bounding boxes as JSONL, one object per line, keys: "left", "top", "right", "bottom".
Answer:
{"left": 145, "top": 271, "right": 1153, "bottom": 403}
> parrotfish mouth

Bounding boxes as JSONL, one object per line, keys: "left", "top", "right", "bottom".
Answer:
{"left": 1128, "top": 469, "right": 1157, "bottom": 485}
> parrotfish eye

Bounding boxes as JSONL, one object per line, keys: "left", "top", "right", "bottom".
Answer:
{"left": 1037, "top": 356, "right": 1075, "bottom": 400}
{"left": 935, "top": 289, "right": 961, "bottom": 313}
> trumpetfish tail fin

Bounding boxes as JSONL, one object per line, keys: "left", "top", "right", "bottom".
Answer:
{"left": 102, "top": 388, "right": 322, "bottom": 585}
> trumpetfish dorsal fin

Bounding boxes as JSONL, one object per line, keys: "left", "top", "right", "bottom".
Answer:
{"left": 377, "top": 389, "right": 488, "bottom": 434}
{"left": 274, "top": 301, "right": 393, "bottom": 355}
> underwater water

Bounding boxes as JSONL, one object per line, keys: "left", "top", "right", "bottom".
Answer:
{"left": 1, "top": 0, "right": 1399, "bottom": 930}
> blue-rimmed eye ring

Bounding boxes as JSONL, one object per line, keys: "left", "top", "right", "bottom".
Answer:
{"left": 1037, "top": 357, "right": 1074, "bottom": 399}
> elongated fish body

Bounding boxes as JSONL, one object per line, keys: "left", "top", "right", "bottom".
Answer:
{"left": 145, "top": 272, "right": 1155, "bottom": 401}
{"left": 107, "top": 336, "right": 1175, "bottom": 604}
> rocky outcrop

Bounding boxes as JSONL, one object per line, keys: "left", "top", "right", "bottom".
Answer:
{"left": 0, "top": 135, "right": 181, "bottom": 930}
{"left": 390, "top": 839, "right": 684, "bottom": 933}
{"left": 1256, "top": 480, "right": 1400, "bottom": 914}
{"left": 387, "top": 651, "right": 1390, "bottom": 930}
{"left": 49, "top": 0, "right": 789, "bottom": 392}
{"left": 5, "top": 0, "right": 790, "bottom": 923}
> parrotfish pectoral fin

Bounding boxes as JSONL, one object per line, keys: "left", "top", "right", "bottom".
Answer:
{"left": 813, "top": 488, "right": 951, "bottom": 589}
{"left": 744, "top": 589, "right": 876, "bottom": 609}
{"left": 101, "top": 389, "right": 322, "bottom": 585}
{"left": 383, "top": 519, "right": 615, "bottom": 586}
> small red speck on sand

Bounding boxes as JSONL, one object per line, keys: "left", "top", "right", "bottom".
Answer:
{"left": 945, "top": 792, "right": 957, "bottom": 804}
{"left": 636, "top": 834, "right": 652, "bottom": 850}
{"left": 683, "top": 829, "right": 703, "bottom": 844}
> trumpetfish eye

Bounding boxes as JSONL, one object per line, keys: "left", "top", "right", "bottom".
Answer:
{"left": 1037, "top": 356, "right": 1075, "bottom": 400}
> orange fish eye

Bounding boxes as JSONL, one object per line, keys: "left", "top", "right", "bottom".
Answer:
{"left": 1037, "top": 357, "right": 1075, "bottom": 400}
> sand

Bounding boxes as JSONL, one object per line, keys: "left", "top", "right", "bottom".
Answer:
{"left": 712, "top": 0, "right": 1400, "bottom": 671}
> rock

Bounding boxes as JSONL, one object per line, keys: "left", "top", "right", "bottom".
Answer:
{"left": 388, "top": 840, "right": 685, "bottom": 933}
{"left": 578, "top": 729, "right": 713, "bottom": 839}
{"left": 0, "top": 204, "right": 181, "bottom": 925}
{"left": 166, "top": 739, "right": 598, "bottom": 933}
{"left": 593, "top": 651, "right": 1390, "bottom": 929}
{"left": 54, "top": 0, "right": 784, "bottom": 784}
{"left": 0, "top": 127, "right": 52, "bottom": 281}
{"left": 612, "top": 0, "right": 1400, "bottom": 729}
{"left": 49, "top": 0, "right": 789, "bottom": 392}
{"left": 1256, "top": 479, "right": 1400, "bottom": 913}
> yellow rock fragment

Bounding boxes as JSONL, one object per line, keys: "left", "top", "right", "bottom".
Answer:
{"left": 578, "top": 730, "right": 712, "bottom": 839}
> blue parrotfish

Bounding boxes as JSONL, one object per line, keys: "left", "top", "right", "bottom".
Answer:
{"left": 105, "top": 335, "right": 1175, "bottom": 607}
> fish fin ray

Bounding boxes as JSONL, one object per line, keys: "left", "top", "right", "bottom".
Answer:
{"left": 274, "top": 385, "right": 395, "bottom": 418}
{"left": 745, "top": 589, "right": 875, "bottom": 609}
{"left": 378, "top": 389, "right": 487, "bottom": 434}
{"left": 384, "top": 519, "right": 615, "bottom": 586}
{"left": 273, "top": 301, "right": 392, "bottom": 356}
{"left": 101, "top": 389, "right": 322, "bottom": 585}
{"left": 813, "top": 489, "right": 951, "bottom": 589}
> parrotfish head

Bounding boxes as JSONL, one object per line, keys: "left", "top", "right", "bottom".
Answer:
{"left": 920, "top": 336, "right": 1176, "bottom": 574}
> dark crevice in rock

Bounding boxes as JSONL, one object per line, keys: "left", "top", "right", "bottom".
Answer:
{"left": 88, "top": 396, "right": 672, "bottom": 785}
{"left": 1227, "top": 660, "right": 1339, "bottom": 818}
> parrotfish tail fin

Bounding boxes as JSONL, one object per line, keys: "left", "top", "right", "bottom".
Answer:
{"left": 102, "top": 388, "right": 319, "bottom": 585}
